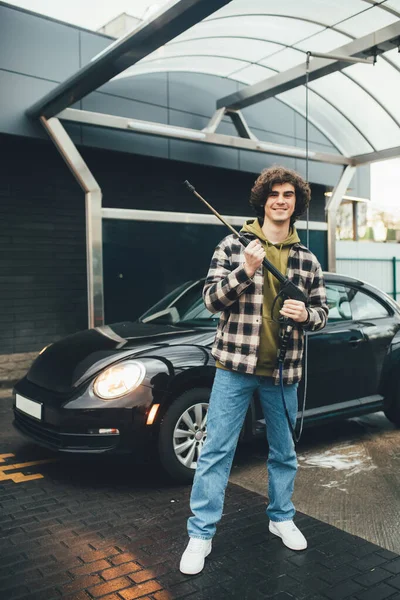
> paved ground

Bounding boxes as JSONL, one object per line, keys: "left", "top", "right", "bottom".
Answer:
{"left": 3, "top": 394, "right": 400, "bottom": 600}
{"left": 231, "top": 411, "right": 400, "bottom": 554}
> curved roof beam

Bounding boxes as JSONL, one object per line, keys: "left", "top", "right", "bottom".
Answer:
{"left": 135, "top": 46, "right": 382, "bottom": 152}
{"left": 150, "top": 14, "right": 400, "bottom": 128}
{"left": 341, "top": 71, "right": 400, "bottom": 128}
{"left": 178, "top": 11, "right": 400, "bottom": 76}
{"left": 224, "top": 52, "right": 400, "bottom": 135}
{"left": 202, "top": 11, "right": 385, "bottom": 37}
{"left": 216, "top": 20, "right": 400, "bottom": 110}
{"left": 223, "top": 63, "right": 380, "bottom": 152}
{"left": 124, "top": 56, "right": 375, "bottom": 154}
{"left": 155, "top": 32, "right": 400, "bottom": 129}
{"left": 361, "top": 0, "right": 400, "bottom": 18}
{"left": 276, "top": 95, "right": 372, "bottom": 156}
{"left": 198, "top": 11, "right": 400, "bottom": 82}
{"left": 278, "top": 86, "right": 377, "bottom": 153}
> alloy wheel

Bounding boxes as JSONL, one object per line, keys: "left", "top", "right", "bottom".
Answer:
{"left": 173, "top": 402, "right": 208, "bottom": 469}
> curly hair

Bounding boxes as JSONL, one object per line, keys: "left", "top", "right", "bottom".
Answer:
{"left": 249, "top": 166, "right": 311, "bottom": 225}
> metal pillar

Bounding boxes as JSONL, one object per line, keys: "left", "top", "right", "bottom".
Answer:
{"left": 40, "top": 117, "right": 104, "bottom": 328}
{"left": 325, "top": 165, "right": 356, "bottom": 272}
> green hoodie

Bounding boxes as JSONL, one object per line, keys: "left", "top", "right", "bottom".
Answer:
{"left": 240, "top": 218, "right": 300, "bottom": 376}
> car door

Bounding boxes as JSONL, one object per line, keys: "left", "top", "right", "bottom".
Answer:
{"left": 302, "top": 281, "right": 368, "bottom": 410}
{"left": 346, "top": 285, "right": 399, "bottom": 398}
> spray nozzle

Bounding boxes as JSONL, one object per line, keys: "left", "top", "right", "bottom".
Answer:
{"left": 184, "top": 180, "right": 195, "bottom": 192}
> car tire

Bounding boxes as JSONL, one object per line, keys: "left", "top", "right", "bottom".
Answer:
{"left": 384, "top": 377, "right": 400, "bottom": 426}
{"left": 158, "top": 388, "right": 210, "bottom": 483}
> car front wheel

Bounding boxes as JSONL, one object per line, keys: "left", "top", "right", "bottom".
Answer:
{"left": 158, "top": 388, "right": 210, "bottom": 482}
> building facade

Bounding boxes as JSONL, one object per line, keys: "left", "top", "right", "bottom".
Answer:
{"left": 0, "top": 2, "right": 370, "bottom": 357}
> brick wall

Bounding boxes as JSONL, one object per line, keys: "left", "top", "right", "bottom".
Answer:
{"left": 0, "top": 133, "right": 327, "bottom": 358}
{"left": 0, "top": 134, "right": 87, "bottom": 354}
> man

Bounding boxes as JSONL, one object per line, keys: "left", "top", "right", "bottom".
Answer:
{"left": 180, "top": 166, "right": 329, "bottom": 575}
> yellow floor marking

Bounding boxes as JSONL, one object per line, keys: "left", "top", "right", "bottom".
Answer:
{"left": 0, "top": 457, "right": 57, "bottom": 484}
{"left": 0, "top": 454, "right": 16, "bottom": 463}
{"left": 0, "top": 472, "right": 44, "bottom": 483}
{"left": 0, "top": 459, "right": 57, "bottom": 471}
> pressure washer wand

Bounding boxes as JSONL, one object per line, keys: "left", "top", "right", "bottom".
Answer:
{"left": 183, "top": 180, "right": 307, "bottom": 304}
{"left": 184, "top": 179, "right": 308, "bottom": 443}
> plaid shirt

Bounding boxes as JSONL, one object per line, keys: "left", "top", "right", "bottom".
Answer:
{"left": 203, "top": 234, "right": 328, "bottom": 385}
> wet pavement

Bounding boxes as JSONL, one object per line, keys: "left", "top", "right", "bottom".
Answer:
{"left": 231, "top": 412, "right": 400, "bottom": 554}
{"left": 2, "top": 393, "right": 400, "bottom": 600}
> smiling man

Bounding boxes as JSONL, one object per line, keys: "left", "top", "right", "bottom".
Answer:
{"left": 180, "top": 166, "right": 328, "bottom": 575}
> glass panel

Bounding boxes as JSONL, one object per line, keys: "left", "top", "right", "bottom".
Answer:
{"left": 139, "top": 280, "right": 195, "bottom": 321}
{"left": 103, "top": 220, "right": 225, "bottom": 323}
{"left": 260, "top": 48, "right": 306, "bottom": 71}
{"left": 140, "top": 280, "right": 218, "bottom": 326}
{"left": 347, "top": 288, "right": 389, "bottom": 320}
{"left": 207, "top": 0, "right": 365, "bottom": 25}
{"left": 143, "top": 37, "right": 280, "bottom": 63}
{"left": 384, "top": 0, "right": 400, "bottom": 10}
{"left": 309, "top": 72, "right": 400, "bottom": 150}
{"left": 326, "top": 284, "right": 352, "bottom": 322}
{"left": 343, "top": 61, "right": 400, "bottom": 124}
{"left": 232, "top": 64, "right": 277, "bottom": 84}
{"left": 176, "top": 15, "right": 320, "bottom": 46}
{"left": 385, "top": 48, "right": 400, "bottom": 70}
{"left": 278, "top": 88, "right": 374, "bottom": 155}
{"left": 338, "top": 7, "right": 398, "bottom": 37}
{"left": 179, "top": 297, "right": 216, "bottom": 324}
{"left": 120, "top": 56, "right": 249, "bottom": 79}
{"left": 295, "top": 29, "right": 351, "bottom": 53}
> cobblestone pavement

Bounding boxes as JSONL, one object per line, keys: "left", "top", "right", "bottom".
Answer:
{"left": 2, "top": 395, "right": 400, "bottom": 600}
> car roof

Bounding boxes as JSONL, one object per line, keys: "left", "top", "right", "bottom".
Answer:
{"left": 196, "top": 271, "right": 395, "bottom": 301}
{"left": 323, "top": 271, "right": 364, "bottom": 285}
{"left": 196, "top": 272, "right": 371, "bottom": 288}
{"left": 197, "top": 272, "right": 365, "bottom": 286}
{"left": 191, "top": 273, "right": 400, "bottom": 312}
{"left": 324, "top": 271, "right": 400, "bottom": 312}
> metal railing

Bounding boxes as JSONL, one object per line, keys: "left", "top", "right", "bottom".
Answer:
{"left": 337, "top": 256, "right": 400, "bottom": 300}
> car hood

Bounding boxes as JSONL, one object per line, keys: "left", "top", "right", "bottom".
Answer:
{"left": 26, "top": 321, "right": 215, "bottom": 394}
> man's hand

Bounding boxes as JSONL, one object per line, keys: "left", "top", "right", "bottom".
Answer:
{"left": 280, "top": 299, "right": 308, "bottom": 323}
{"left": 243, "top": 239, "right": 265, "bottom": 278}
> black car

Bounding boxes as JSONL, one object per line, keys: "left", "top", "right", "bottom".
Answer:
{"left": 13, "top": 273, "right": 400, "bottom": 482}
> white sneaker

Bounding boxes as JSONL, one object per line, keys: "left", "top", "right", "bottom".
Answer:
{"left": 269, "top": 520, "right": 307, "bottom": 551}
{"left": 179, "top": 537, "right": 212, "bottom": 575}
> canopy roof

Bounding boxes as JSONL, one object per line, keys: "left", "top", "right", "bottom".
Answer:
{"left": 29, "top": 0, "right": 400, "bottom": 325}
{"left": 117, "top": 0, "right": 400, "bottom": 158}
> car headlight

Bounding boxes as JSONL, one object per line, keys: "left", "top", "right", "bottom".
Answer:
{"left": 93, "top": 361, "right": 146, "bottom": 400}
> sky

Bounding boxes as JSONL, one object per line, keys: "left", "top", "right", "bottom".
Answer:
{"left": 5, "top": 0, "right": 169, "bottom": 30}
{"left": 5, "top": 0, "right": 400, "bottom": 213}
{"left": 371, "top": 159, "right": 400, "bottom": 215}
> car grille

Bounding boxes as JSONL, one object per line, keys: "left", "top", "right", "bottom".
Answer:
{"left": 14, "top": 410, "right": 121, "bottom": 452}
{"left": 14, "top": 410, "right": 61, "bottom": 449}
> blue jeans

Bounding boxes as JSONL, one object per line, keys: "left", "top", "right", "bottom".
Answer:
{"left": 187, "top": 369, "right": 298, "bottom": 540}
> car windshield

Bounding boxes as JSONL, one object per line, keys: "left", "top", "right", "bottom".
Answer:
{"left": 138, "top": 280, "right": 219, "bottom": 326}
